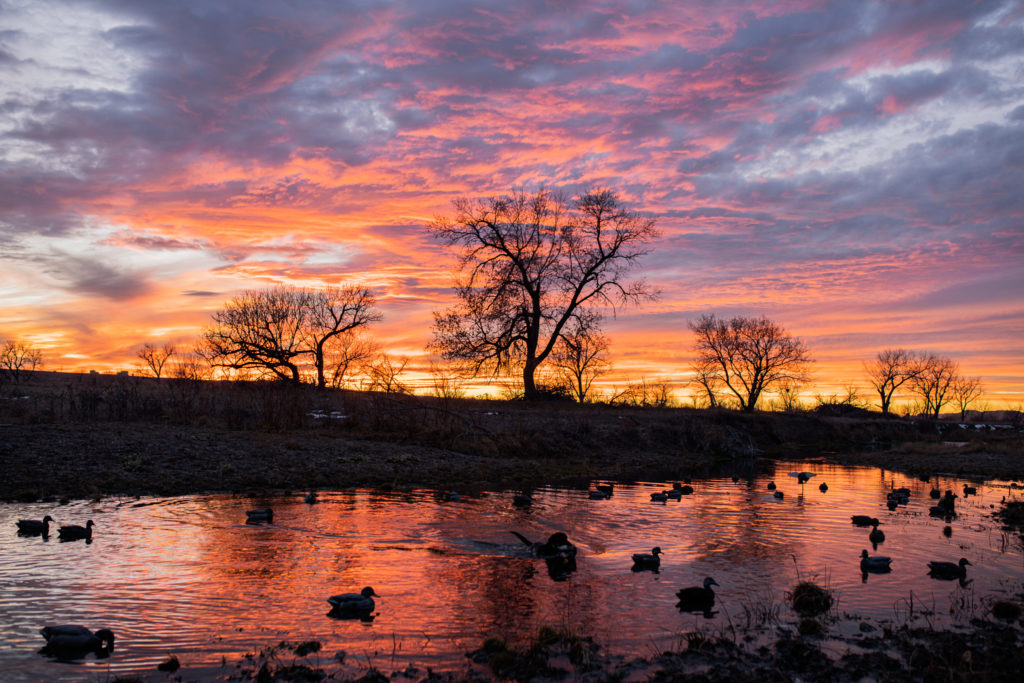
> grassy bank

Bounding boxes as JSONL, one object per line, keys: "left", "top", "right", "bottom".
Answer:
{"left": 1, "top": 371, "right": 1021, "bottom": 502}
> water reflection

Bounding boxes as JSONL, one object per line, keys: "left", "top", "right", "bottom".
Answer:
{"left": 1, "top": 461, "right": 1023, "bottom": 680}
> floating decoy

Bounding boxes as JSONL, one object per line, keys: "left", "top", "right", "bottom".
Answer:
{"left": 327, "top": 586, "right": 379, "bottom": 616}
{"left": 963, "top": 484, "right": 977, "bottom": 496}
{"left": 860, "top": 549, "right": 892, "bottom": 572}
{"left": 596, "top": 484, "right": 614, "bottom": 496}
{"left": 40, "top": 625, "right": 115, "bottom": 657}
{"left": 819, "top": 482, "right": 828, "bottom": 492}
{"left": 57, "top": 520, "right": 94, "bottom": 541}
{"left": 442, "top": 491, "right": 461, "bottom": 502}
{"left": 17, "top": 515, "right": 54, "bottom": 535}
{"left": 767, "top": 481, "right": 776, "bottom": 490}
{"left": 893, "top": 487, "right": 911, "bottom": 498}
{"left": 869, "top": 522, "right": 885, "bottom": 543}
{"left": 679, "top": 485, "right": 694, "bottom": 495}
{"left": 886, "top": 498, "right": 898, "bottom": 511}
{"left": 664, "top": 488, "right": 682, "bottom": 500}
{"left": 773, "top": 490, "right": 784, "bottom": 499}
{"left": 588, "top": 490, "right": 609, "bottom": 500}
{"left": 929, "top": 487, "right": 941, "bottom": 499}
{"left": 928, "top": 558, "right": 971, "bottom": 580}
{"left": 245, "top": 508, "right": 273, "bottom": 524}
{"left": 676, "top": 577, "right": 718, "bottom": 612}
{"left": 651, "top": 491, "right": 668, "bottom": 502}
{"left": 513, "top": 493, "right": 532, "bottom": 506}
{"left": 304, "top": 492, "right": 318, "bottom": 504}
{"left": 851, "top": 516, "right": 880, "bottom": 527}
{"left": 510, "top": 531, "right": 577, "bottom": 561}
{"left": 938, "top": 490, "right": 957, "bottom": 512}
{"left": 631, "top": 547, "right": 663, "bottom": 571}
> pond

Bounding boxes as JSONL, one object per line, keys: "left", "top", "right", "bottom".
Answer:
{"left": 2, "top": 459, "right": 1023, "bottom": 681}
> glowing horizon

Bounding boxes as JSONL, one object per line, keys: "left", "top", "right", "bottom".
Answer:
{"left": 1, "top": 0, "right": 1022, "bottom": 407}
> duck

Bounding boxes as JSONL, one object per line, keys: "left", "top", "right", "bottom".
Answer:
{"left": 679, "top": 485, "right": 694, "bottom": 495}
{"left": 631, "top": 547, "right": 663, "bottom": 571}
{"left": 16, "top": 515, "right": 54, "bottom": 535}
{"left": 510, "top": 531, "right": 577, "bottom": 561}
{"left": 819, "top": 482, "right": 828, "bottom": 492}
{"left": 442, "top": 491, "right": 461, "bottom": 502}
{"left": 851, "top": 515, "right": 880, "bottom": 527}
{"left": 963, "top": 484, "right": 977, "bottom": 496}
{"left": 868, "top": 522, "right": 885, "bottom": 544}
{"left": 929, "top": 487, "right": 941, "bottom": 499}
{"left": 40, "top": 625, "right": 115, "bottom": 657}
{"left": 650, "top": 491, "right": 668, "bottom": 502}
{"left": 57, "top": 520, "right": 94, "bottom": 541}
{"left": 513, "top": 493, "right": 533, "bottom": 506}
{"left": 860, "top": 549, "right": 892, "bottom": 572}
{"left": 929, "top": 505, "right": 955, "bottom": 519}
{"left": 588, "top": 490, "right": 609, "bottom": 500}
{"left": 664, "top": 488, "right": 682, "bottom": 500}
{"left": 596, "top": 483, "right": 614, "bottom": 496}
{"left": 928, "top": 558, "right": 971, "bottom": 580}
{"left": 676, "top": 577, "right": 718, "bottom": 612}
{"left": 304, "top": 492, "right": 318, "bottom": 504}
{"left": 773, "top": 490, "right": 784, "bottom": 500}
{"left": 327, "top": 586, "right": 379, "bottom": 616}
{"left": 767, "top": 481, "right": 776, "bottom": 490}
{"left": 938, "top": 490, "right": 957, "bottom": 512}
{"left": 245, "top": 508, "right": 273, "bottom": 524}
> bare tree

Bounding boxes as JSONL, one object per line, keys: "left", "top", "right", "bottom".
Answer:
{"left": 688, "top": 356, "right": 724, "bottom": 409}
{"left": 550, "top": 316, "right": 610, "bottom": 403}
{"left": 865, "top": 348, "right": 925, "bottom": 415}
{"left": 137, "top": 342, "right": 176, "bottom": 379}
{"left": 201, "top": 285, "right": 379, "bottom": 386}
{"left": 909, "top": 354, "right": 959, "bottom": 419}
{"left": 364, "top": 354, "right": 410, "bottom": 394}
{"left": 689, "top": 314, "right": 812, "bottom": 412}
{"left": 306, "top": 286, "right": 381, "bottom": 388}
{"left": 430, "top": 187, "right": 657, "bottom": 401}
{"left": 326, "top": 332, "right": 381, "bottom": 389}
{"left": 1, "top": 339, "right": 43, "bottom": 384}
{"left": 951, "top": 375, "right": 984, "bottom": 421}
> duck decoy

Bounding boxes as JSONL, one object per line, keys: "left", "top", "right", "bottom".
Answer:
{"left": 767, "top": 481, "right": 776, "bottom": 490}
{"left": 929, "top": 487, "right": 941, "bottom": 499}
{"left": 868, "top": 523, "right": 885, "bottom": 544}
{"left": 929, "top": 505, "right": 955, "bottom": 519}
{"left": 57, "top": 520, "right": 94, "bottom": 541}
{"left": 513, "top": 493, "right": 532, "bottom": 506}
{"left": 679, "top": 485, "right": 694, "bottom": 495}
{"left": 938, "top": 490, "right": 957, "bottom": 512}
{"left": 928, "top": 558, "right": 971, "bottom": 580}
{"left": 442, "top": 491, "right": 461, "bottom": 502}
{"left": 588, "top": 490, "right": 609, "bottom": 500}
{"left": 650, "top": 491, "right": 668, "bottom": 502}
{"left": 17, "top": 515, "right": 54, "bottom": 535}
{"left": 860, "top": 549, "right": 892, "bottom": 573}
{"left": 596, "top": 483, "right": 614, "bottom": 496}
{"left": 773, "top": 490, "right": 784, "bottom": 499}
{"left": 327, "top": 586, "right": 379, "bottom": 617}
{"left": 631, "top": 547, "right": 663, "bottom": 571}
{"left": 40, "top": 625, "right": 115, "bottom": 658}
{"left": 676, "top": 577, "right": 718, "bottom": 612}
{"left": 819, "top": 482, "right": 828, "bottom": 492}
{"left": 963, "top": 484, "right": 977, "bottom": 496}
{"left": 886, "top": 498, "right": 898, "bottom": 511}
{"left": 245, "top": 508, "right": 273, "bottom": 524}
{"left": 851, "top": 516, "right": 880, "bottom": 527}
{"left": 304, "top": 492, "right": 318, "bottom": 504}
{"left": 510, "top": 531, "right": 577, "bottom": 560}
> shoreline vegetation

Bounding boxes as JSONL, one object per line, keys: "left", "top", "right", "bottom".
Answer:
{"left": 4, "top": 372, "right": 1024, "bottom": 681}
{"left": 1, "top": 371, "right": 1021, "bottom": 503}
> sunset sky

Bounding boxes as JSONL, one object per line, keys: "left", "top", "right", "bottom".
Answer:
{"left": 1, "top": 0, "right": 1022, "bottom": 405}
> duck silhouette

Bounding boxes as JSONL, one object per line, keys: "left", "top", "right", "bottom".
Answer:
{"left": 860, "top": 549, "right": 892, "bottom": 573}
{"left": 510, "top": 531, "right": 577, "bottom": 560}
{"left": 631, "top": 547, "right": 663, "bottom": 571}
{"left": 819, "top": 482, "right": 828, "bottom": 492}
{"left": 962, "top": 484, "right": 977, "bottom": 496}
{"left": 928, "top": 558, "right": 971, "bottom": 581}
{"left": 304, "top": 492, "right": 318, "bottom": 504}
{"left": 676, "top": 577, "right": 718, "bottom": 613}
{"left": 245, "top": 508, "right": 273, "bottom": 524}
{"left": 327, "top": 586, "right": 379, "bottom": 618}
{"left": 57, "top": 520, "right": 94, "bottom": 541}
{"left": 851, "top": 515, "right": 879, "bottom": 527}
{"left": 40, "top": 625, "right": 115, "bottom": 658}
{"left": 868, "top": 522, "right": 885, "bottom": 544}
{"left": 17, "top": 515, "right": 54, "bottom": 536}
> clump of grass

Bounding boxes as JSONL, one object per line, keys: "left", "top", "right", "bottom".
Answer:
{"left": 790, "top": 582, "right": 833, "bottom": 616}
{"left": 798, "top": 618, "right": 825, "bottom": 636}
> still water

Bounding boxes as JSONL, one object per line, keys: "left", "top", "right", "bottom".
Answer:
{"left": 2, "top": 460, "right": 1023, "bottom": 681}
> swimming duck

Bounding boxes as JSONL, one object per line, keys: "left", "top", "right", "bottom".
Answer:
{"left": 962, "top": 484, "right": 977, "bottom": 496}
{"left": 588, "top": 490, "right": 609, "bottom": 500}
{"left": 631, "top": 547, "right": 663, "bottom": 570}
{"left": 57, "top": 520, "right": 94, "bottom": 541}
{"left": 929, "top": 505, "right": 955, "bottom": 519}
{"left": 851, "top": 515, "right": 880, "bottom": 527}
{"left": 650, "top": 491, "right": 668, "bottom": 502}
{"left": 596, "top": 484, "right": 614, "bottom": 496}
{"left": 868, "top": 523, "right": 885, "bottom": 543}
{"left": 304, "top": 492, "right": 318, "bottom": 504}
{"left": 40, "top": 625, "right": 115, "bottom": 657}
{"left": 16, "top": 515, "right": 54, "bottom": 535}
{"left": 859, "top": 549, "right": 892, "bottom": 572}
{"left": 442, "top": 491, "right": 461, "bottom": 502}
{"left": 510, "top": 531, "right": 577, "bottom": 560}
{"left": 929, "top": 487, "right": 941, "bottom": 499}
{"left": 938, "top": 490, "right": 957, "bottom": 512}
{"left": 819, "top": 482, "right": 828, "bottom": 492}
{"left": 513, "top": 493, "right": 533, "bottom": 506}
{"left": 664, "top": 488, "right": 682, "bottom": 500}
{"left": 327, "top": 586, "right": 379, "bottom": 616}
{"left": 773, "top": 490, "right": 784, "bottom": 500}
{"left": 767, "top": 481, "right": 776, "bottom": 490}
{"left": 245, "top": 508, "right": 273, "bottom": 524}
{"left": 678, "top": 485, "right": 694, "bottom": 495}
{"left": 927, "top": 558, "right": 971, "bottom": 580}
{"left": 676, "top": 577, "right": 718, "bottom": 612}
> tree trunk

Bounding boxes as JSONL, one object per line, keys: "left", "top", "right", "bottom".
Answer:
{"left": 523, "top": 360, "right": 539, "bottom": 401}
